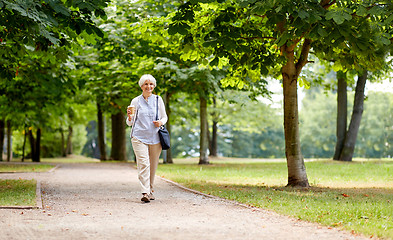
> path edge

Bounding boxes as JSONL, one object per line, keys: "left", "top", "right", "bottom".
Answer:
{"left": 157, "top": 175, "right": 259, "bottom": 211}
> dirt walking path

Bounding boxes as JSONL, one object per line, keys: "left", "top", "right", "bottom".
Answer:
{"left": 0, "top": 163, "right": 371, "bottom": 240}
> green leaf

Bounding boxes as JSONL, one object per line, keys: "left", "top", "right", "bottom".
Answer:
{"left": 40, "top": 29, "right": 59, "bottom": 45}
{"left": 48, "top": 0, "right": 70, "bottom": 17}
{"left": 317, "top": 26, "right": 328, "bottom": 37}
{"left": 275, "top": 33, "right": 290, "bottom": 47}
{"left": 343, "top": 12, "right": 352, "bottom": 21}
{"left": 210, "top": 57, "right": 219, "bottom": 67}
{"left": 384, "top": 14, "right": 393, "bottom": 26}
{"left": 168, "top": 24, "right": 177, "bottom": 35}
{"left": 332, "top": 62, "right": 343, "bottom": 72}
{"left": 325, "top": 11, "right": 335, "bottom": 21}
{"left": 298, "top": 10, "right": 309, "bottom": 20}
{"left": 379, "top": 36, "right": 390, "bottom": 46}
{"left": 356, "top": 5, "right": 367, "bottom": 17}
{"left": 260, "top": 65, "right": 268, "bottom": 76}
{"left": 326, "top": 10, "right": 351, "bottom": 25}
{"left": 333, "top": 14, "right": 345, "bottom": 25}
{"left": 299, "top": 77, "right": 311, "bottom": 89}
{"left": 239, "top": 1, "right": 250, "bottom": 8}
{"left": 368, "top": 5, "right": 384, "bottom": 16}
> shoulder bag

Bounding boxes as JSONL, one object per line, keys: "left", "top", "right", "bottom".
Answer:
{"left": 156, "top": 96, "right": 170, "bottom": 150}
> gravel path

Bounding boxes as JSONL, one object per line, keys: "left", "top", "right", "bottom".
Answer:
{"left": 0, "top": 163, "right": 372, "bottom": 240}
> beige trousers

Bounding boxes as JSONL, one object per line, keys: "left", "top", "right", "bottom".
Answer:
{"left": 131, "top": 137, "right": 162, "bottom": 194}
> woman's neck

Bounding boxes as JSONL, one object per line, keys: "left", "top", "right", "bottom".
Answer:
{"left": 143, "top": 93, "right": 152, "bottom": 100}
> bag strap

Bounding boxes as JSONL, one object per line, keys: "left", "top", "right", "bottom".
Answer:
{"left": 155, "top": 95, "right": 159, "bottom": 121}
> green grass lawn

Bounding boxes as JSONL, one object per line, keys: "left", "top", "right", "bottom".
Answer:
{"left": 0, "top": 155, "right": 96, "bottom": 207}
{"left": 0, "top": 179, "right": 36, "bottom": 206}
{"left": 0, "top": 163, "right": 51, "bottom": 207}
{"left": 157, "top": 158, "right": 393, "bottom": 239}
{"left": 0, "top": 163, "right": 54, "bottom": 173}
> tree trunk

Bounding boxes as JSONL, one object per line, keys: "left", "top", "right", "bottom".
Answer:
{"left": 29, "top": 128, "right": 41, "bottom": 162}
{"left": 333, "top": 71, "right": 347, "bottom": 160}
{"left": 209, "top": 120, "right": 218, "bottom": 157}
{"left": 66, "top": 126, "right": 73, "bottom": 155}
{"left": 199, "top": 96, "right": 209, "bottom": 164}
{"left": 22, "top": 126, "right": 27, "bottom": 162}
{"left": 6, "top": 120, "right": 11, "bottom": 162}
{"left": 209, "top": 98, "right": 218, "bottom": 157}
{"left": 164, "top": 92, "right": 173, "bottom": 164}
{"left": 60, "top": 128, "right": 66, "bottom": 157}
{"left": 97, "top": 103, "right": 107, "bottom": 160}
{"left": 110, "top": 111, "right": 126, "bottom": 160}
{"left": 28, "top": 129, "right": 36, "bottom": 161}
{"left": 339, "top": 71, "right": 368, "bottom": 161}
{"left": 281, "top": 50, "right": 309, "bottom": 187}
{"left": 0, "top": 119, "right": 4, "bottom": 162}
{"left": 36, "top": 128, "right": 41, "bottom": 162}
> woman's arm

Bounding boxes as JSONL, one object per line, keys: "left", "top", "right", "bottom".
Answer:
{"left": 158, "top": 96, "right": 168, "bottom": 125}
{"left": 126, "top": 97, "right": 138, "bottom": 126}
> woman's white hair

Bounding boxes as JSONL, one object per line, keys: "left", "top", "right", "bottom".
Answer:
{"left": 139, "top": 74, "right": 156, "bottom": 87}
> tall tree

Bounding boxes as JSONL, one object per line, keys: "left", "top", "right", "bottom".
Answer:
{"left": 97, "top": 102, "right": 107, "bottom": 160}
{"left": 110, "top": 111, "right": 126, "bottom": 160}
{"left": 199, "top": 96, "right": 209, "bottom": 164}
{"left": 1, "top": 0, "right": 109, "bottom": 161}
{"left": 333, "top": 71, "right": 348, "bottom": 160}
{"left": 339, "top": 71, "right": 368, "bottom": 161}
{"left": 169, "top": 0, "right": 393, "bottom": 186}
{"left": 209, "top": 98, "right": 218, "bottom": 157}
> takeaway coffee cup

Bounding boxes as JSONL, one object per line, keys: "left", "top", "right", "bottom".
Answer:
{"left": 127, "top": 106, "right": 135, "bottom": 115}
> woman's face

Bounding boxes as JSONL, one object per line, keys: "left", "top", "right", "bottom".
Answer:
{"left": 141, "top": 79, "right": 155, "bottom": 95}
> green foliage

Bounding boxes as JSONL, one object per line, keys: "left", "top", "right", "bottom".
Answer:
{"left": 0, "top": 0, "right": 109, "bottom": 77}
{"left": 300, "top": 88, "right": 337, "bottom": 158}
{"left": 169, "top": 0, "right": 393, "bottom": 87}
{"left": 0, "top": 0, "right": 110, "bottom": 160}
{"left": 300, "top": 88, "right": 393, "bottom": 158}
{"left": 357, "top": 92, "right": 393, "bottom": 158}
{"left": 168, "top": 90, "right": 284, "bottom": 158}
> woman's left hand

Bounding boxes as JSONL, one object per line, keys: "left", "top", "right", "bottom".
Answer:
{"left": 153, "top": 121, "right": 162, "bottom": 128}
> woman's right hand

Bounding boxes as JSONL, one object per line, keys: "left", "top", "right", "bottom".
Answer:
{"left": 127, "top": 106, "right": 135, "bottom": 120}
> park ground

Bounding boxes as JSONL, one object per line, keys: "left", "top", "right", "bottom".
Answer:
{"left": 0, "top": 160, "right": 377, "bottom": 240}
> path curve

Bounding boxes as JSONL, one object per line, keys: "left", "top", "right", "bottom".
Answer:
{"left": 0, "top": 163, "right": 372, "bottom": 240}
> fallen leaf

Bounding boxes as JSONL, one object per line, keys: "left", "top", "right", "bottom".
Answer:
{"left": 342, "top": 193, "right": 349, "bottom": 197}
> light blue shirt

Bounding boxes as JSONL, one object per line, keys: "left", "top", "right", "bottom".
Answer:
{"left": 126, "top": 94, "right": 168, "bottom": 145}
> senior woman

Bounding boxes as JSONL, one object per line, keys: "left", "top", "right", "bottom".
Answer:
{"left": 126, "top": 74, "right": 168, "bottom": 203}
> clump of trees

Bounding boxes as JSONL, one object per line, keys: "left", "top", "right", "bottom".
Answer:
{"left": 2, "top": 0, "right": 393, "bottom": 189}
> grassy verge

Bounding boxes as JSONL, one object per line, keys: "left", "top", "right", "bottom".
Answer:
{"left": 40, "top": 155, "right": 100, "bottom": 163}
{"left": 7, "top": 154, "right": 100, "bottom": 164}
{"left": 0, "top": 179, "right": 36, "bottom": 206}
{"left": 0, "top": 164, "right": 54, "bottom": 173}
{"left": 157, "top": 158, "right": 393, "bottom": 239}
